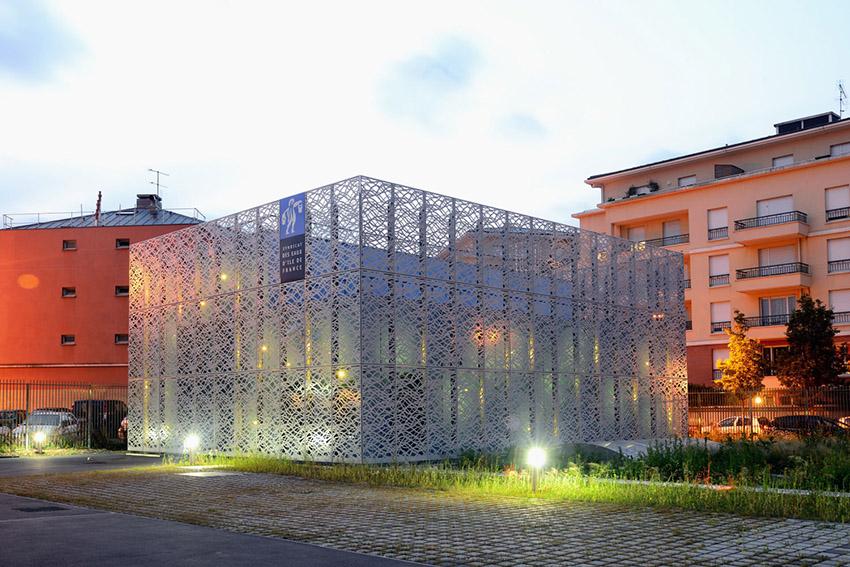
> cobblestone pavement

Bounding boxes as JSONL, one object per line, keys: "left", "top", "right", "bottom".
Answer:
{"left": 2, "top": 469, "right": 850, "bottom": 566}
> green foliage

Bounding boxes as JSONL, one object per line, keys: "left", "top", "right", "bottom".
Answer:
{"left": 778, "top": 295, "right": 848, "bottom": 388}
{"left": 716, "top": 311, "right": 766, "bottom": 398}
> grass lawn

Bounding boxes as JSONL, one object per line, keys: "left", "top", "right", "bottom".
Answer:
{"left": 161, "top": 436, "right": 850, "bottom": 523}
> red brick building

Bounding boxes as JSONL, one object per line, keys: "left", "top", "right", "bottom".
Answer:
{"left": 0, "top": 194, "right": 201, "bottom": 385}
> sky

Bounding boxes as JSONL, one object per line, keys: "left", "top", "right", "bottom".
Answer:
{"left": 1, "top": 0, "right": 850, "bottom": 225}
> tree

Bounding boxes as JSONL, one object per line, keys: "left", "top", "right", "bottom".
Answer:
{"left": 716, "top": 311, "right": 766, "bottom": 437}
{"left": 777, "top": 295, "right": 848, "bottom": 389}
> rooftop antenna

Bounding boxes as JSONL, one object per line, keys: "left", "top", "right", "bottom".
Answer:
{"left": 840, "top": 81, "right": 847, "bottom": 117}
{"left": 148, "top": 168, "right": 169, "bottom": 197}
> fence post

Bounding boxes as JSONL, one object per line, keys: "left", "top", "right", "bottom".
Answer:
{"left": 87, "top": 386, "right": 92, "bottom": 449}
{"left": 24, "top": 383, "right": 30, "bottom": 451}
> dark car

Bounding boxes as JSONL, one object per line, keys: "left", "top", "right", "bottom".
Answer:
{"left": 766, "top": 415, "right": 848, "bottom": 435}
{"left": 72, "top": 400, "right": 128, "bottom": 447}
{"left": 0, "top": 410, "right": 27, "bottom": 438}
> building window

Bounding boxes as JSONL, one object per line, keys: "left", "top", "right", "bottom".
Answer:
{"left": 62, "top": 240, "right": 77, "bottom": 251}
{"left": 758, "top": 295, "right": 796, "bottom": 326}
{"left": 831, "top": 142, "right": 850, "bottom": 157}
{"left": 707, "top": 208, "right": 728, "bottom": 240}
{"left": 678, "top": 175, "right": 696, "bottom": 188}
{"left": 710, "top": 301, "right": 731, "bottom": 333}
{"left": 114, "top": 334, "right": 129, "bottom": 345}
{"left": 828, "top": 237, "right": 850, "bottom": 273}
{"left": 627, "top": 226, "right": 645, "bottom": 242}
{"left": 763, "top": 346, "right": 789, "bottom": 376}
{"left": 756, "top": 195, "right": 794, "bottom": 217}
{"left": 115, "top": 285, "right": 130, "bottom": 296}
{"left": 712, "top": 347, "right": 730, "bottom": 381}
{"left": 60, "top": 334, "right": 76, "bottom": 345}
{"left": 115, "top": 238, "right": 130, "bottom": 249}
{"left": 826, "top": 186, "right": 850, "bottom": 221}
{"left": 772, "top": 154, "right": 794, "bottom": 168}
{"left": 758, "top": 244, "right": 796, "bottom": 267}
{"left": 61, "top": 287, "right": 77, "bottom": 298}
{"left": 708, "top": 255, "right": 730, "bottom": 286}
{"left": 830, "top": 289, "right": 850, "bottom": 323}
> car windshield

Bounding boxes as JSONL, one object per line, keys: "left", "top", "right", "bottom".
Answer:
{"left": 26, "top": 414, "right": 61, "bottom": 426}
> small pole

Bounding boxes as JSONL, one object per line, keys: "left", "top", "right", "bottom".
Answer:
{"left": 531, "top": 467, "right": 538, "bottom": 493}
{"left": 87, "top": 386, "right": 92, "bottom": 449}
{"left": 24, "top": 384, "right": 30, "bottom": 452}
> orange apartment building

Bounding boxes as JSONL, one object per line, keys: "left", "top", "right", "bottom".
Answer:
{"left": 574, "top": 111, "right": 850, "bottom": 387}
{"left": 0, "top": 194, "right": 201, "bottom": 385}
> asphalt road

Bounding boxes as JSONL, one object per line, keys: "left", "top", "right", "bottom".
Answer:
{"left": 0, "top": 452, "right": 164, "bottom": 477}
{"left": 0, "top": 491, "right": 418, "bottom": 566}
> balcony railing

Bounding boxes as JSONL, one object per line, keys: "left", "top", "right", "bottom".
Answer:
{"left": 834, "top": 311, "right": 850, "bottom": 324}
{"left": 742, "top": 313, "right": 791, "bottom": 327}
{"left": 683, "top": 279, "right": 691, "bottom": 289}
{"left": 708, "top": 227, "right": 728, "bottom": 240}
{"left": 828, "top": 259, "right": 850, "bottom": 274}
{"left": 734, "top": 211, "right": 807, "bottom": 230}
{"left": 685, "top": 320, "right": 693, "bottom": 331}
{"left": 827, "top": 207, "right": 850, "bottom": 222}
{"left": 709, "top": 274, "right": 730, "bottom": 287}
{"left": 711, "top": 320, "right": 731, "bottom": 333}
{"left": 712, "top": 369, "right": 722, "bottom": 381}
{"left": 736, "top": 262, "right": 809, "bottom": 280}
{"left": 643, "top": 233, "right": 690, "bottom": 247}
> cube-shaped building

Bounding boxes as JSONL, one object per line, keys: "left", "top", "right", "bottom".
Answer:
{"left": 128, "top": 176, "right": 687, "bottom": 462}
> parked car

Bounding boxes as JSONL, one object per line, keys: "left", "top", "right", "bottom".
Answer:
{"left": 11, "top": 411, "right": 80, "bottom": 443}
{"left": 701, "top": 416, "right": 769, "bottom": 435}
{"left": 840, "top": 416, "right": 850, "bottom": 428}
{"left": 764, "top": 415, "right": 849, "bottom": 435}
{"left": 0, "top": 410, "right": 26, "bottom": 436}
{"left": 72, "top": 400, "right": 128, "bottom": 447}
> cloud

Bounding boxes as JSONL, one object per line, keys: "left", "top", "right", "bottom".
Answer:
{"left": 0, "top": 1, "right": 80, "bottom": 82}
{"left": 377, "top": 36, "right": 481, "bottom": 128}
{"left": 498, "top": 113, "right": 547, "bottom": 141}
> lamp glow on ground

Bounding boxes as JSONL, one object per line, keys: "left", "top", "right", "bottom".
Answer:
{"left": 527, "top": 446, "right": 546, "bottom": 493}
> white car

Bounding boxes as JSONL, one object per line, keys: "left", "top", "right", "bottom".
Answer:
{"left": 12, "top": 411, "right": 80, "bottom": 442}
{"left": 701, "top": 416, "right": 767, "bottom": 435}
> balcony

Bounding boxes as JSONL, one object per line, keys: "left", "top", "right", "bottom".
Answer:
{"left": 834, "top": 311, "right": 850, "bottom": 325}
{"left": 683, "top": 279, "right": 691, "bottom": 289}
{"left": 827, "top": 207, "right": 850, "bottom": 222}
{"left": 828, "top": 259, "right": 850, "bottom": 274}
{"left": 711, "top": 320, "right": 731, "bottom": 333}
{"left": 709, "top": 274, "right": 730, "bottom": 287}
{"left": 708, "top": 227, "right": 728, "bottom": 241}
{"left": 742, "top": 313, "right": 791, "bottom": 327}
{"left": 734, "top": 262, "right": 811, "bottom": 293}
{"left": 737, "top": 262, "right": 809, "bottom": 279}
{"left": 643, "top": 233, "right": 690, "bottom": 247}
{"left": 733, "top": 211, "right": 808, "bottom": 244}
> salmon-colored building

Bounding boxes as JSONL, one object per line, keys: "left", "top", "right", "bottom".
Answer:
{"left": 0, "top": 194, "right": 201, "bottom": 385}
{"left": 574, "top": 112, "right": 850, "bottom": 387}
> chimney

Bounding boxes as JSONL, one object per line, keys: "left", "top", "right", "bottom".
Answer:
{"left": 135, "top": 193, "right": 163, "bottom": 212}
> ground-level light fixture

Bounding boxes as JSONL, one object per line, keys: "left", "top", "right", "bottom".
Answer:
{"left": 184, "top": 433, "right": 200, "bottom": 453}
{"left": 527, "top": 446, "right": 546, "bottom": 493}
{"left": 33, "top": 430, "right": 47, "bottom": 454}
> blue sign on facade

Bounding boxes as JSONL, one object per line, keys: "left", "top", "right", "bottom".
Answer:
{"left": 279, "top": 192, "right": 306, "bottom": 283}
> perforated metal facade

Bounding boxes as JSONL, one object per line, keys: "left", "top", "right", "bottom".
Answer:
{"left": 128, "top": 176, "right": 687, "bottom": 462}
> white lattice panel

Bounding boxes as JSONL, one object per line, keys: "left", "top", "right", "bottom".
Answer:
{"left": 129, "top": 176, "right": 687, "bottom": 462}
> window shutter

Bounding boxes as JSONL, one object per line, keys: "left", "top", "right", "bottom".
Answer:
{"left": 826, "top": 186, "right": 850, "bottom": 210}
{"left": 831, "top": 142, "right": 850, "bottom": 157}
{"left": 711, "top": 301, "right": 731, "bottom": 323}
{"left": 707, "top": 208, "right": 728, "bottom": 229}
{"left": 830, "top": 289, "right": 850, "bottom": 312}
{"left": 759, "top": 245, "right": 795, "bottom": 266}
{"left": 628, "top": 227, "right": 645, "bottom": 242}
{"left": 756, "top": 196, "right": 793, "bottom": 217}
{"left": 663, "top": 220, "right": 681, "bottom": 237}
{"left": 828, "top": 238, "right": 850, "bottom": 261}
{"left": 709, "top": 255, "right": 729, "bottom": 276}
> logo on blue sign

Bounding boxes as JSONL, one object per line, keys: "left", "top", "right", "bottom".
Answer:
{"left": 279, "top": 192, "right": 306, "bottom": 283}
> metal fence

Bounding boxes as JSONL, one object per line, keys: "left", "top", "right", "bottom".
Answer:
{"left": 689, "top": 387, "right": 850, "bottom": 436}
{"left": 0, "top": 382, "right": 128, "bottom": 452}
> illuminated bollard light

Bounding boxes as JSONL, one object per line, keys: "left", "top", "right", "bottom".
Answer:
{"left": 527, "top": 446, "right": 546, "bottom": 493}
{"left": 33, "top": 431, "right": 47, "bottom": 454}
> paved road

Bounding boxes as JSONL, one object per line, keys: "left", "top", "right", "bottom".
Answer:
{"left": 0, "top": 492, "right": 417, "bottom": 567}
{"left": 0, "top": 452, "right": 163, "bottom": 477}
